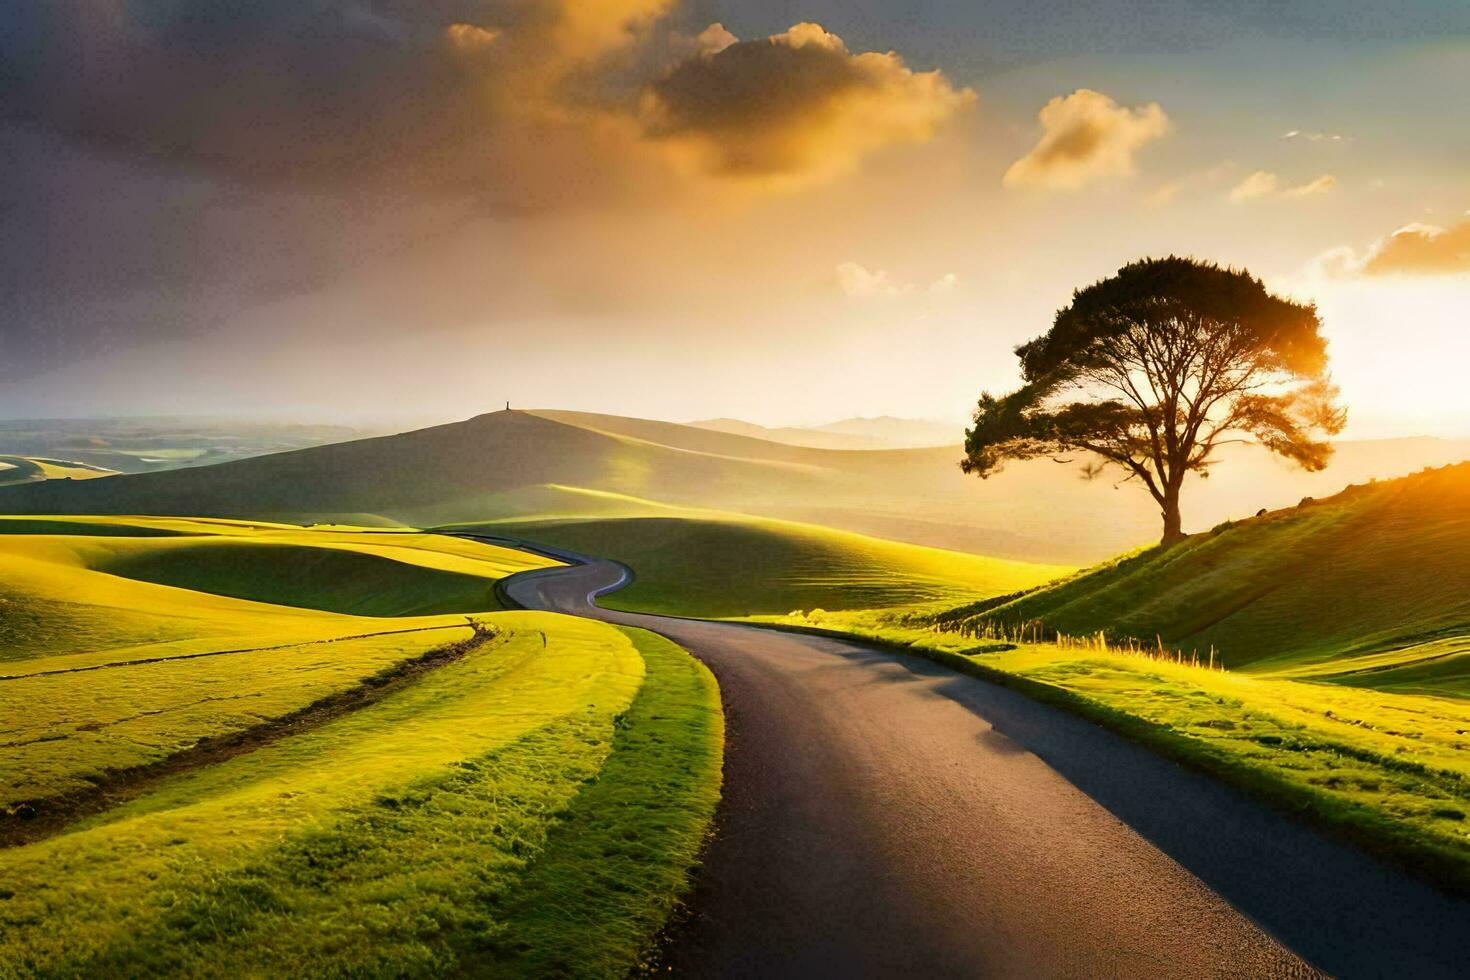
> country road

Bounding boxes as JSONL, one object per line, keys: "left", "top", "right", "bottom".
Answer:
{"left": 489, "top": 540, "right": 1470, "bottom": 978}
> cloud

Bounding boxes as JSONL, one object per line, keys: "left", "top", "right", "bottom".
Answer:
{"left": 638, "top": 23, "right": 974, "bottom": 183}
{"left": 1230, "top": 170, "right": 1336, "bottom": 202}
{"left": 1003, "top": 89, "right": 1169, "bottom": 192}
{"left": 837, "top": 262, "right": 907, "bottom": 298}
{"left": 1281, "top": 130, "right": 1348, "bottom": 142}
{"left": 1337, "top": 220, "right": 1470, "bottom": 277}
{"left": 1146, "top": 161, "right": 1236, "bottom": 207}
{"left": 1283, "top": 174, "right": 1337, "bottom": 198}
{"left": 444, "top": 23, "right": 500, "bottom": 53}
{"left": 1230, "top": 171, "right": 1280, "bottom": 201}
{"left": 1, "top": 4, "right": 971, "bottom": 198}
{"left": 836, "top": 262, "right": 958, "bottom": 298}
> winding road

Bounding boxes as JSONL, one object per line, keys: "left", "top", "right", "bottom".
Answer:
{"left": 489, "top": 540, "right": 1470, "bottom": 978}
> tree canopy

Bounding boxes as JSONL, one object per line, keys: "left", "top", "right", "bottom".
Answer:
{"left": 962, "top": 257, "right": 1346, "bottom": 544}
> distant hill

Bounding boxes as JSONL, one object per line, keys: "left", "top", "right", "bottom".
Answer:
{"left": 476, "top": 510, "right": 1068, "bottom": 619}
{"left": 0, "top": 408, "right": 1466, "bottom": 564}
{"left": 689, "top": 415, "right": 960, "bottom": 450}
{"left": 937, "top": 462, "right": 1470, "bottom": 695}
{"left": 0, "top": 456, "right": 117, "bottom": 487}
{"left": 688, "top": 418, "right": 883, "bottom": 450}
{"left": 811, "top": 415, "right": 961, "bottom": 448}
{"left": 0, "top": 417, "right": 366, "bottom": 475}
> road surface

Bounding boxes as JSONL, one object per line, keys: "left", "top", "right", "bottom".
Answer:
{"left": 491, "top": 541, "right": 1469, "bottom": 978}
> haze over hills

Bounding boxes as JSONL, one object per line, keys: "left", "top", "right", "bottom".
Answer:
{"left": 690, "top": 415, "right": 961, "bottom": 450}
{"left": 0, "top": 417, "right": 367, "bottom": 475}
{"left": 1, "top": 408, "right": 1467, "bottom": 564}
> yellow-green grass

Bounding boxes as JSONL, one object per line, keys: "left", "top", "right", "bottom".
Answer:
{"left": 0, "top": 456, "right": 116, "bottom": 487}
{"left": 750, "top": 468, "right": 1470, "bottom": 889}
{"left": 0, "top": 613, "right": 723, "bottom": 975}
{"left": 473, "top": 511, "right": 1069, "bottom": 619}
{"left": 0, "top": 518, "right": 562, "bottom": 811}
{"left": 933, "top": 463, "right": 1470, "bottom": 697}
{"left": 768, "top": 607, "right": 1470, "bottom": 890}
{"left": 1, "top": 625, "right": 469, "bottom": 809}
{"left": 0, "top": 518, "right": 557, "bottom": 666}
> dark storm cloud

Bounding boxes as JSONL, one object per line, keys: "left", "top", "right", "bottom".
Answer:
{"left": 0, "top": 2, "right": 978, "bottom": 387}
{"left": 638, "top": 23, "right": 971, "bottom": 180}
{"left": 0, "top": 1, "right": 505, "bottom": 189}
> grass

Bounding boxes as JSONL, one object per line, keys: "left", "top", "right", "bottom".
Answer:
{"left": 749, "top": 466, "right": 1470, "bottom": 892}
{"left": 0, "top": 456, "right": 116, "bottom": 487}
{"left": 1, "top": 624, "right": 471, "bottom": 810}
{"left": 0, "top": 614, "right": 721, "bottom": 974}
{"left": 0, "top": 517, "right": 560, "bottom": 812}
{"left": 0, "top": 516, "right": 723, "bottom": 976}
{"left": 771, "top": 611, "right": 1470, "bottom": 891}
{"left": 470, "top": 511, "right": 1069, "bottom": 619}
{"left": 0, "top": 517, "right": 556, "bottom": 668}
{"left": 936, "top": 463, "right": 1470, "bottom": 695}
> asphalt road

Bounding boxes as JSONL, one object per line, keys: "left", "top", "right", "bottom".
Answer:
{"left": 495, "top": 544, "right": 1470, "bottom": 979}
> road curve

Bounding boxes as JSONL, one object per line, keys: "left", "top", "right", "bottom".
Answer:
{"left": 493, "top": 543, "right": 1469, "bottom": 979}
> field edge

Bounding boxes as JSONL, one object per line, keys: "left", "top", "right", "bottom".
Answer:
{"left": 749, "top": 618, "right": 1470, "bottom": 897}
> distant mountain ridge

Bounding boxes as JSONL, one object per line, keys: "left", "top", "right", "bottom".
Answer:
{"left": 0, "top": 407, "right": 1465, "bottom": 564}
{"left": 689, "top": 415, "right": 960, "bottom": 450}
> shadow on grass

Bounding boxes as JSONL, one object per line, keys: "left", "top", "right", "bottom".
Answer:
{"left": 799, "top": 632, "right": 1469, "bottom": 980}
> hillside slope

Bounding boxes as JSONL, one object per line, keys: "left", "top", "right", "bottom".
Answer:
{"left": 1, "top": 408, "right": 1467, "bottom": 563}
{"left": 477, "top": 510, "right": 1068, "bottom": 618}
{"left": 0, "top": 518, "right": 720, "bottom": 975}
{"left": 938, "top": 463, "right": 1470, "bottom": 694}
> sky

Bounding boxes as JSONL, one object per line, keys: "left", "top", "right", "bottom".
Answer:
{"left": 2, "top": 1, "right": 1468, "bottom": 435}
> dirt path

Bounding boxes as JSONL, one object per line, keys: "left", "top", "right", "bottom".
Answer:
{"left": 496, "top": 546, "right": 1470, "bottom": 979}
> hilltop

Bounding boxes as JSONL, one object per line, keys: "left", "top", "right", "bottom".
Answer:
{"left": 1, "top": 408, "right": 1466, "bottom": 564}
{"left": 937, "top": 462, "right": 1470, "bottom": 695}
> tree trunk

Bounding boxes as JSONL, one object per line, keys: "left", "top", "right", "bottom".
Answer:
{"left": 1160, "top": 490, "right": 1184, "bottom": 547}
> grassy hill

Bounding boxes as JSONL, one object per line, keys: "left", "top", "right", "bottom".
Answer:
{"left": 752, "top": 467, "right": 1470, "bottom": 889}
{"left": 1, "top": 408, "right": 1466, "bottom": 563}
{"left": 0, "top": 517, "right": 721, "bottom": 974}
{"left": 0, "top": 417, "right": 365, "bottom": 475}
{"left": 0, "top": 455, "right": 117, "bottom": 486}
{"left": 934, "top": 463, "right": 1470, "bottom": 696}
{"left": 476, "top": 510, "right": 1068, "bottom": 618}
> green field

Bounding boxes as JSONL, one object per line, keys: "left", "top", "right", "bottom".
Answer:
{"left": 471, "top": 509, "right": 1070, "bottom": 618}
{"left": 0, "top": 517, "right": 722, "bottom": 975}
{"left": 0, "top": 455, "right": 116, "bottom": 486}
{"left": 936, "top": 463, "right": 1470, "bottom": 695}
{"left": 750, "top": 465, "right": 1470, "bottom": 890}
{"left": 9, "top": 407, "right": 1466, "bottom": 565}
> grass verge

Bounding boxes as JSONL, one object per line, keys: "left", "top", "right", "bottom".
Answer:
{"left": 763, "top": 610, "right": 1470, "bottom": 895}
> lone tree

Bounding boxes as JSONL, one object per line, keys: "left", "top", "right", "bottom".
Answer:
{"left": 962, "top": 257, "right": 1346, "bottom": 546}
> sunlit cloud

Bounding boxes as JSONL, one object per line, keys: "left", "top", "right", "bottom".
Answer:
{"left": 1320, "top": 218, "right": 1470, "bottom": 277}
{"left": 1281, "top": 130, "right": 1348, "bottom": 142}
{"left": 1003, "top": 89, "right": 1169, "bottom": 192}
{"left": 1230, "top": 170, "right": 1336, "bottom": 202}
{"left": 836, "top": 263, "right": 959, "bottom": 299}
{"left": 444, "top": 23, "right": 500, "bottom": 53}
{"left": 639, "top": 23, "right": 974, "bottom": 184}
{"left": 1146, "top": 161, "right": 1236, "bottom": 207}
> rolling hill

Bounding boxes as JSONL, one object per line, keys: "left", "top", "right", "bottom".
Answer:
{"left": 469, "top": 508, "right": 1068, "bottom": 618}
{"left": 0, "top": 455, "right": 117, "bottom": 486}
{"left": 0, "top": 417, "right": 367, "bottom": 475}
{"left": 688, "top": 415, "right": 960, "bottom": 450}
{"left": 936, "top": 462, "right": 1470, "bottom": 695}
{"left": 688, "top": 418, "right": 884, "bottom": 450}
{"left": 0, "top": 408, "right": 1466, "bottom": 564}
{"left": 0, "top": 517, "right": 719, "bottom": 974}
